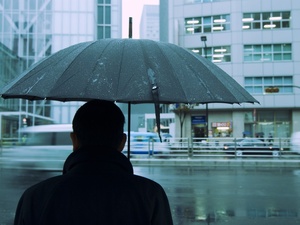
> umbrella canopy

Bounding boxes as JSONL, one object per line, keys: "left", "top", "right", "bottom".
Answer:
{"left": 0, "top": 38, "right": 258, "bottom": 154}
{"left": 1, "top": 38, "right": 258, "bottom": 104}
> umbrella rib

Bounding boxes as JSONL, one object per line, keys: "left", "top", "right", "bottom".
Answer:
{"left": 81, "top": 39, "right": 122, "bottom": 100}
{"left": 174, "top": 48, "right": 228, "bottom": 103}
{"left": 1, "top": 43, "right": 93, "bottom": 100}
{"left": 47, "top": 42, "right": 99, "bottom": 94}
{"left": 202, "top": 60, "right": 257, "bottom": 103}
{"left": 156, "top": 43, "right": 202, "bottom": 103}
{"left": 115, "top": 39, "right": 142, "bottom": 102}
{"left": 115, "top": 41, "right": 126, "bottom": 100}
{"left": 166, "top": 45, "right": 250, "bottom": 104}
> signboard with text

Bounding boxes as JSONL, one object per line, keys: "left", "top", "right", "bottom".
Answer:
{"left": 211, "top": 122, "right": 231, "bottom": 128}
{"left": 191, "top": 116, "right": 206, "bottom": 124}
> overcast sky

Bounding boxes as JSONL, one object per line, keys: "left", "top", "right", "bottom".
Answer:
{"left": 122, "top": 0, "right": 159, "bottom": 38}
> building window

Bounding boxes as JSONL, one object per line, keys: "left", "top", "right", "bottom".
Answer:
{"left": 242, "top": 11, "right": 290, "bottom": 30}
{"left": 185, "top": 14, "right": 230, "bottom": 34}
{"left": 190, "top": 46, "right": 231, "bottom": 63}
{"left": 244, "top": 44, "right": 292, "bottom": 62}
{"left": 97, "top": 1, "right": 111, "bottom": 39}
{"left": 245, "top": 76, "right": 293, "bottom": 94}
{"left": 255, "top": 110, "right": 291, "bottom": 138}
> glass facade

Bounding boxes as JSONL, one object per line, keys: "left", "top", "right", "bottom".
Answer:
{"left": 0, "top": 0, "right": 55, "bottom": 138}
{"left": 0, "top": 0, "right": 113, "bottom": 139}
{"left": 0, "top": 0, "right": 52, "bottom": 68}
{"left": 52, "top": 0, "right": 94, "bottom": 51}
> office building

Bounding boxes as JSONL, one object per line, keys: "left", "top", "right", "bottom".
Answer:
{"left": 0, "top": 0, "right": 121, "bottom": 139}
{"left": 161, "top": 0, "right": 300, "bottom": 139}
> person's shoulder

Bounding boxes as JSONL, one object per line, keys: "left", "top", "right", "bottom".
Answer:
{"left": 23, "top": 175, "right": 64, "bottom": 197}
{"left": 130, "top": 174, "right": 170, "bottom": 203}
{"left": 132, "top": 174, "right": 164, "bottom": 190}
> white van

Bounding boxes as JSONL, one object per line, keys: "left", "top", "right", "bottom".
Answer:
{"left": 123, "top": 131, "right": 171, "bottom": 156}
{"left": 1, "top": 124, "right": 73, "bottom": 170}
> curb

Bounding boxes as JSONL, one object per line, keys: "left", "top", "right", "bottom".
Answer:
{"left": 130, "top": 158, "right": 300, "bottom": 168}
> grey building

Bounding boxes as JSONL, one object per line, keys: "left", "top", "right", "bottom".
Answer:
{"left": 161, "top": 0, "right": 300, "bottom": 139}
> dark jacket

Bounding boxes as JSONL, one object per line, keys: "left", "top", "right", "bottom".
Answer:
{"left": 14, "top": 147, "right": 173, "bottom": 225}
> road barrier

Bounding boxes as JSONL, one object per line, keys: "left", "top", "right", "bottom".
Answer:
{"left": 1, "top": 137, "right": 299, "bottom": 171}
{"left": 129, "top": 137, "right": 299, "bottom": 159}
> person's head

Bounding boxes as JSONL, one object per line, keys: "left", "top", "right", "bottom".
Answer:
{"left": 70, "top": 100, "right": 126, "bottom": 152}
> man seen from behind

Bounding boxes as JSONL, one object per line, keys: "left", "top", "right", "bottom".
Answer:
{"left": 14, "top": 100, "right": 173, "bottom": 225}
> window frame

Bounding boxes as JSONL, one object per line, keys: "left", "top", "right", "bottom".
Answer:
{"left": 242, "top": 11, "right": 290, "bottom": 30}
{"left": 244, "top": 76, "right": 293, "bottom": 94}
{"left": 190, "top": 45, "right": 231, "bottom": 63}
{"left": 243, "top": 44, "right": 292, "bottom": 62}
{"left": 97, "top": 1, "right": 111, "bottom": 39}
{"left": 185, "top": 14, "right": 230, "bottom": 34}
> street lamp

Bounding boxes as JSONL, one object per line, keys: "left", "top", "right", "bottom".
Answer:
{"left": 201, "top": 36, "right": 207, "bottom": 58}
{"left": 201, "top": 36, "right": 209, "bottom": 138}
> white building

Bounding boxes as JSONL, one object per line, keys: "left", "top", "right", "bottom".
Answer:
{"left": 161, "top": 0, "right": 300, "bottom": 139}
{"left": 140, "top": 5, "right": 159, "bottom": 41}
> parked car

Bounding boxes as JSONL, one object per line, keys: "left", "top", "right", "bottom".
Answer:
{"left": 223, "top": 138, "right": 281, "bottom": 156}
{"left": 123, "top": 132, "right": 170, "bottom": 156}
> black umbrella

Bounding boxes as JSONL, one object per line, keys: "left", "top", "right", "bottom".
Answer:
{"left": 0, "top": 38, "right": 259, "bottom": 156}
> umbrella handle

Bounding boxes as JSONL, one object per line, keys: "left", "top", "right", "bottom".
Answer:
{"left": 147, "top": 68, "right": 162, "bottom": 142}
{"left": 127, "top": 103, "right": 131, "bottom": 158}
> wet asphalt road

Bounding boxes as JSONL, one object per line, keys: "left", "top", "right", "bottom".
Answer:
{"left": 1, "top": 166, "right": 300, "bottom": 225}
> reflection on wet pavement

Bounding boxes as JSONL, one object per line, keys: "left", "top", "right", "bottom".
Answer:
{"left": 134, "top": 166, "right": 300, "bottom": 225}
{"left": 1, "top": 165, "right": 300, "bottom": 224}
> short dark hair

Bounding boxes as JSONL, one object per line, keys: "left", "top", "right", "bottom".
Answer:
{"left": 72, "top": 100, "right": 125, "bottom": 149}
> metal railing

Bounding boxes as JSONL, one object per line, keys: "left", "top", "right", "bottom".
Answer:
{"left": 1, "top": 137, "right": 298, "bottom": 159}
{"left": 126, "top": 137, "right": 298, "bottom": 159}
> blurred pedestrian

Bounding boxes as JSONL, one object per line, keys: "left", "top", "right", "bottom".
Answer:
{"left": 14, "top": 100, "right": 173, "bottom": 225}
